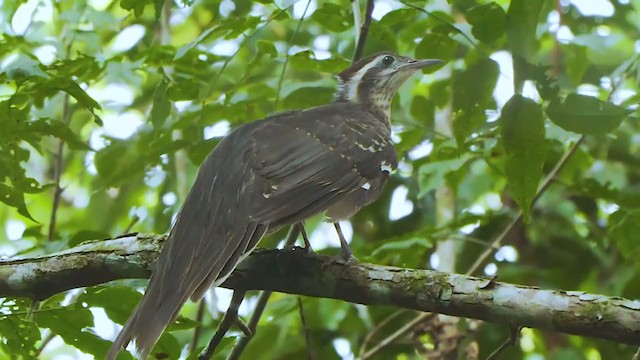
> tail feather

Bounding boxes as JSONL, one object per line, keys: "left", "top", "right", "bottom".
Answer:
{"left": 106, "top": 257, "right": 194, "bottom": 360}
{"left": 106, "top": 128, "right": 263, "bottom": 359}
{"left": 191, "top": 223, "right": 268, "bottom": 302}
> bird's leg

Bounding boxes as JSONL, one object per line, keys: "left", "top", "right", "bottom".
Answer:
{"left": 334, "top": 222, "right": 354, "bottom": 261}
{"left": 298, "top": 222, "right": 314, "bottom": 253}
{"left": 285, "top": 222, "right": 314, "bottom": 253}
{"left": 198, "top": 290, "right": 248, "bottom": 360}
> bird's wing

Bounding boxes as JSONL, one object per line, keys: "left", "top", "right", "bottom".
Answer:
{"left": 248, "top": 105, "right": 397, "bottom": 226}
{"left": 107, "top": 125, "right": 265, "bottom": 360}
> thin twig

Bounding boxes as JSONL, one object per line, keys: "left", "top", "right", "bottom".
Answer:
{"left": 208, "top": 8, "right": 288, "bottom": 93}
{"left": 123, "top": 215, "right": 140, "bottom": 234}
{"left": 226, "top": 289, "right": 272, "bottom": 360}
{"left": 465, "top": 214, "right": 521, "bottom": 277}
{"left": 234, "top": 317, "right": 252, "bottom": 337}
{"left": 359, "top": 309, "right": 406, "bottom": 356}
{"left": 361, "top": 314, "right": 435, "bottom": 359}
{"left": 190, "top": 300, "right": 207, "bottom": 354}
{"left": 274, "top": 0, "right": 312, "bottom": 109}
{"left": 48, "top": 95, "right": 70, "bottom": 241}
{"left": 297, "top": 297, "right": 314, "bottom": 360}
{"left": 486, "top": 326, "right": 521, "bottom": 360}
{"left": 351, "top": 0, "right": 361, "bottom": 45}
{"left": 446, "top": 233, "right": 502, "bottom": 250}
{"left": 36, "top": 331, "right": 55, "bottom": 355}
{"left": 352, "top": 0, "right": 374, "bottom": 62}
{"left": 399, "top": 1, "right": 478, "bottom": 50}
{"left": 485, "top": 338, "right": 511, "bottom": 360}
{"left": 47, "top": 30, "right": 76, "bottom": 240}
{"left": 224, "top": 226, "right": 301, "bottom": 359}
{"left": 199, "top": 290, "right": 248, "bottom": 360}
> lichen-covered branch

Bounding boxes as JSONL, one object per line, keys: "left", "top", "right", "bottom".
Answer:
{"left": 0, "top": 233, "right": 639, "bottom": 345}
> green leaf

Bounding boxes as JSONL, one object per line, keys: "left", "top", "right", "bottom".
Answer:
{"left": 500, "top": 95, "right": 546, "bottom": 219}
{"left": 379, "top": 9, "right": 416, "bottom": 28}
{"left": 22, "top": 225, "right": 44, "bottom": 240}
{"left": 51, "top": 78, "right": 102, "bottom": 112}
{"left": 174, "top": 26, "right": 224, "bottom": 60}
{"left": 366, "top": 22, "right": 398, "bottom": 53}
{"left": 120, "top": 0, "right": 148, "bottom": 17}
{"left": 506, "top": 0, "right": 543, "bottom": 59}
{"left": 506, "top": 0, "right": 543, "bottom": 92}
{"left": 283, "top": 87, "right": 334, "bottom": 109}
{"left": 415, "top": 34, "right": 455, "bottom": 72}
{"left": 608, "top": 209, "right": 640, "bottom": 259}
{"left": 311, "top": 3, "right": 352, "bottom": 32}
{"left": 150, "top": 79, "right": 171, "bottom": 129}
{"left": 417, "top": 153, "right": 474, "bottom": 197}
{"left": 3, "top": 55, "right": 49, "bottom": 81}
{"left": 452, "top": 58, "right": 499, "bottom": 144}
{"left": 256, "top": 40, "right": 278, "bottom": 58}
{"left": 546, "top": 94, "right": 632, "bottom": 135}
{"left": 49, "top": 55, "right": 103, "bottom": 82}
{"left": 453, "top": 106, "right": 485, "bottom": 146}
{"left": 94, "top": 140, "right": 146, "bottom": 187}
{"left": 188, "top": 138, "right": 221, "bottom": 166}
{"left": 81, "top": 286, "right": 141, "bottom": 325}
{"left": 13, "top": 176, "right": 48, "bottom": 194}
{"left": 563, "top": 45, "right": 589, "bottom": 85}
{"left": 466, "top": 2, "right": 507, "bottom": 44}
{"left": 35, "top": 308, "right": 121, "bottom": 359}
{"left": 168, "top": 78, "right": 202, "bottom": 101}
{"left": 30, "top": 118, "right": 92, "bottom": 150}
{"left": 70, "top": 230, "right": 112, "bottom": 247}
{"left": 149, "top": 333, "right": 182, "bottom": 360}
{"left": 289, "top": 51, "right": 350, "bottom": 73}
{"left": 0, "top": 314, "right": 40, "bottom": 359}
{"left": 154, "top": 0, "right": 164, "bottom": 20}
{"left": 0, "top": 184, "right": 36, "bottom": 221}
{"left": 410, "top": 96, "right": 435, "bottom": 131}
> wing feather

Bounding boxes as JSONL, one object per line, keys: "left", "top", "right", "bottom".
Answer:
{"left": 248, "top": 104, "right": 396, "bottom": 226}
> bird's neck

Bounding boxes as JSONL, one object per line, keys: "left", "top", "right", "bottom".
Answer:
{"left": 334, "top": 82, "right": 392, "bottom": 124}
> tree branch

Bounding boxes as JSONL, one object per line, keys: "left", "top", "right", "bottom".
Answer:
{"left": 352, "top": 0, "right": 374, "bottom": 62}
{"left": 1, "top": 233, "right": 639, "bottom": 345}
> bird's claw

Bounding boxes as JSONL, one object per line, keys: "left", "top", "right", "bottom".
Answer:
{"left": 321, "top": 253, "right": 358, "bottom": 271}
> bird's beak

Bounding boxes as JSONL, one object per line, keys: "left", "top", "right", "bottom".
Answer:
{"left": 401, "top": 59, "right": 443, "bottom": 70}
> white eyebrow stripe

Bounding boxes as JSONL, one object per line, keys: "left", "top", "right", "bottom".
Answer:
{"left": 346, "top": 56, "right": 382, "bottom": 102}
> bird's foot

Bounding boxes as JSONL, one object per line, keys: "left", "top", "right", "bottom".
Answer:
{"left": 285, "top": 244, "right": 315, "bottom": 255}
{"left": 303, "top": 244, "right": 315, "bottom": 254}
{"left": 284, "top": 222, "right": 314, "bottom": 254}
{"left": 321, "top": 252, "right": 358, "bottom": 271}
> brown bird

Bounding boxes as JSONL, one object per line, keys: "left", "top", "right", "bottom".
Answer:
{"left": 107, "top": 51, "right": 441, "bottom": 359}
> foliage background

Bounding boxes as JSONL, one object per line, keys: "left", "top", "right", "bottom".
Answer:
{"left": 1, "top": 0, "right": 639, "bottom": 359}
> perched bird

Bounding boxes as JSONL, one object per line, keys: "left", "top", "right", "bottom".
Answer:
{"left": 107, "top": 52, "right": 441, "bottom": 359}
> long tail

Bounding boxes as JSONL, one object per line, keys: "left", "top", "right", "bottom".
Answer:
{"left": 107, "top": 129, "right": 265, "bottom": 359}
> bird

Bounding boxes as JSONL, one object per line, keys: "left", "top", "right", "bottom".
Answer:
{"left": 106, "top": 51, "right": 441, "bottom": 359}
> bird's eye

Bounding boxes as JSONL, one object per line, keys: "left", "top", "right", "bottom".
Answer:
{"left": 381, "top": 55, "right": 395, "bottom": 66}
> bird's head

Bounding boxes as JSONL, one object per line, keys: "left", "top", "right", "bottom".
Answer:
{"left": 335, "top": 52, "right": 441, "bottom": 118}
